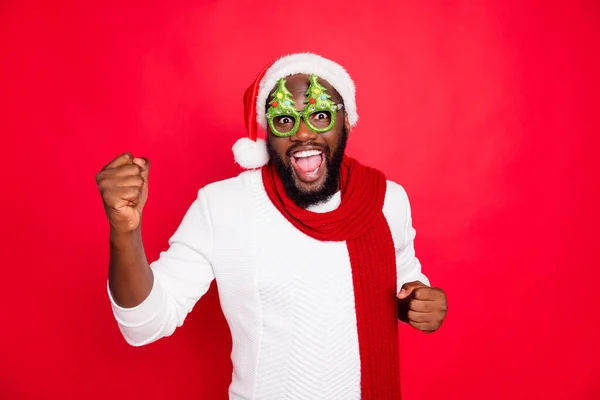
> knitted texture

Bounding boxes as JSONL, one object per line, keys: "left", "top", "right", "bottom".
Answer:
{"left": 262, "top": 156, "right": 401, "bottom": 399}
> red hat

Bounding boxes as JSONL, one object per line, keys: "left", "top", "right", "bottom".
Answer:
{"left": 233, "top": 53, "right": 358, "bottom": 169}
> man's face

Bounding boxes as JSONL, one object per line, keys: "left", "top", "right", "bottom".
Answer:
{"left": 266, "top": 74, "right": 349, "bottom": 208}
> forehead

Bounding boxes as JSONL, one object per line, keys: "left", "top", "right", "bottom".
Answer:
{"left": 268, "top": 73, "right": 342, "bottom": 102}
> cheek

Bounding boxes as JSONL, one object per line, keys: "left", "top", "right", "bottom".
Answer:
{"left": 269, "top": 137, "right": 291, "bottom": 157}
{"left": 321, "top": 129, "right": 343, "bottom": 153}
{"left": 325, "top": 113, "right": 345, "bottom": 147}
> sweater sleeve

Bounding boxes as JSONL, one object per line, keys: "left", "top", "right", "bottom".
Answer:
{"left": 107, "top": 188, "right": 216, "bottom": 346}
{"left": 383, "top": 181, "right": 431, "bottom": 294}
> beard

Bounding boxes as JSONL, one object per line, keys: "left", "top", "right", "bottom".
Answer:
{"left": 267, "top": 125, "right": 349, "bottom": 209}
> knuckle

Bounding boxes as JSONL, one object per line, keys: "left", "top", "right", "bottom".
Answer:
{"left": 409, "top": 297, "right": 418, "bottom": 309}
{"left": 118, "top": 164, "right": 137, "bottom": 175}
{"left": 126, "top": 165, "right": 142, "bottom": 177}
{"left": 129, "top": 186, "right": 141, "bottom": 196}
{"left": 98, "top": 178, "right": 113, "bottom": 192}
{"left": 408, "top": 310, "right": 421, "bottom": 322}
{"left": 134, "top": 176, "right": 144, "bottom": 186}
{"left": 123, "top": 165, "right": 138, "bottom": 174}
{"left": 95, "top": 170, "right": 108, "bottom": 184}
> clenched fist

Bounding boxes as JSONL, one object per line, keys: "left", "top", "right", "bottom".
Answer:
{"left": 397, "top": 281, "right": 447, "bottom": 333}
{"left": 96, "top": 153, "right": 149, "bottom": 233}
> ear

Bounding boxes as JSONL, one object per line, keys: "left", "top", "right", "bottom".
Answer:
{"left": 344, "top": 115, "right": 351, "bottom": 133}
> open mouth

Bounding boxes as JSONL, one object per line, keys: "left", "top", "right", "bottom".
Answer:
{"left": 290, "top": 149, "right": 325, "bottom": 183}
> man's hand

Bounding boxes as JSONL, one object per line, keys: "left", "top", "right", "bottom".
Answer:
{"left": 397, "top": 281, "right": 447, "bottom": 333}
{"left": 96, "top": 153, "right": 149, "bottom": 233}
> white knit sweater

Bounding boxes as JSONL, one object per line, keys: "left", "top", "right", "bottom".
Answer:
{"left": 108, "top": 169, "right": 429, "bottom": 400}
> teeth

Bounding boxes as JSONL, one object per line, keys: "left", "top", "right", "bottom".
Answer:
{"left": 294, "top": 150, "right": 322, "bottom": 158}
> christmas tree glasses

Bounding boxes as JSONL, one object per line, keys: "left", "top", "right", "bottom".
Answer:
{"left": 266, "top": 74, "right": 344, "bottom": 137}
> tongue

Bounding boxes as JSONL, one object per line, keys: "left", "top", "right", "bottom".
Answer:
{"left": 296, "top": 154, "right": 322, "bottom": 173}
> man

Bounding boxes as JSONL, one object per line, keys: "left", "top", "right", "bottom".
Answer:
{"left": 96, "top": 53, "right": 447, "bottom": 400}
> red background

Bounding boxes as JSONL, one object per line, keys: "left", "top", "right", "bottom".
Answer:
{"left": 1, "top": 1, "right": 599, "bottom": 399}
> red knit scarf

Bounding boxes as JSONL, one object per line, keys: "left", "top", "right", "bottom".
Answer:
{"left": 262, "top": 155, "right": 401, "bottom": 399}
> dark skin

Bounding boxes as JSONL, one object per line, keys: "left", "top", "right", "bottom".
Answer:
{"left": 397, "top": 281, "right": 448, "bottom": 333}
{"left": 267, "top": 73, "right": 448, "bottom": 333}
{"left": 96, "top": 153, "right": 153, "bottom": 308}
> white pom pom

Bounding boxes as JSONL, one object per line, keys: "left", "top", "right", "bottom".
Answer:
{"left": 232, "top": 137, "right": 269, "bottom": 169}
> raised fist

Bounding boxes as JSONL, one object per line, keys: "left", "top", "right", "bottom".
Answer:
{"left": 96, "top": 153, "right": 149, "bottom": 233}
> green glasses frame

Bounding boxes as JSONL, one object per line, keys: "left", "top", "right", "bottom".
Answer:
{"left": 266, "top": 74, "right": 344, "bottom": 138}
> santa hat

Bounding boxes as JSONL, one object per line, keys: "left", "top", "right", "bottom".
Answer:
{"left": 233, "top": 53, "right": 358, "bottom": 169}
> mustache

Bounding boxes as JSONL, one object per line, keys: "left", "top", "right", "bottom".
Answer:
{"left": 285, "top": 142, "right": 328, "bottom": 158}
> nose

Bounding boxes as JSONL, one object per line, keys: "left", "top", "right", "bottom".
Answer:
{"left": 290, "top": 119, "right": 318, "bottom": 143}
